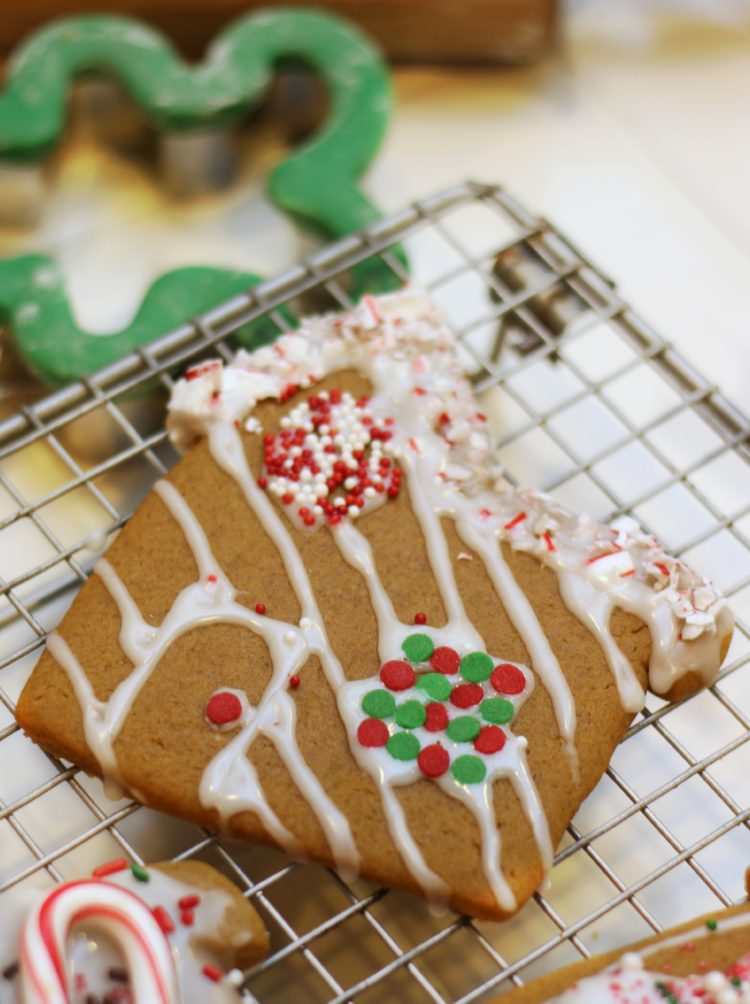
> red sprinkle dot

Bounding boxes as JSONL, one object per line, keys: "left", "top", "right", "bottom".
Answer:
{"left": 257, "top": 477, "right": 267, "bottom": 488}
{"left": 181, "top": 908, "right": 195, "bottom": 926}
{"left": 474, "top": 726, "right": 506, "bottom": 755}
{"left": 205, "top": 691, "right": 243, "bottom": 727}
{"left": 491, "top": 664, "right": 526, "bottom": 695}
{"left": 380, "top": 660, "right": 415, "bottom": 691}
{"left": 178, "top": 895, "right": 200, "bottom": 910}
{"left": 357, "top": 718, "right": 389, "bottom": 747}
{"left": 206, "top": 574, "right": 217, "bottom": 585}
{"left": 289, "top": 675, "right": 301, "bottom": 689}
{"left": 152, "top": 905, "right": 174, "bottom": 934}
{"left": 92, "top": 858, "right": 128, "bottom": 879}
{"left": 424, "top": 702, "right": 449, "bottom": 732}
{"left": 202, "top": 964, "right": 224, "bottom": 983}
{"left": 418, "top": 744, "right": 450, "bottom": 778}
{"left": 429, "top": 646, "right": 460, "bottom": 675}
{"left": 450, "top": 683, "right": 483, "bottom": 709}
{"left": 255, "top": 603, "right": 266, "bottom": 615}
{"left": 414, "top": 612, "right": 427, "bottom": 625}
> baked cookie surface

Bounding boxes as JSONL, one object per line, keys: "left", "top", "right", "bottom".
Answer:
{"left": 0, "top": 858, "right": 268, "bottom": 1002}
{"left": 16, "top": 290, "right": 733, "bottom": 920}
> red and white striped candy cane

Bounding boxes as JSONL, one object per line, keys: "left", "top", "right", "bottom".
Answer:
{"left": 18, "top": 879, "right": 179, "bottom": 1004}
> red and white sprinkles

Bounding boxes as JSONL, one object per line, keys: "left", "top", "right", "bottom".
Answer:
{"left": 260, "top": 389, "right": 401, "bottom": 528}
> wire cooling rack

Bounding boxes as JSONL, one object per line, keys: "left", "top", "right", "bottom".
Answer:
{"left": 1, "top": 180, "right": 749, "bottom": 1003}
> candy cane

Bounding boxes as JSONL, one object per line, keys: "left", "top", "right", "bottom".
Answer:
{"left": 18, "top": 879, "right": 179, "bottom": 1004}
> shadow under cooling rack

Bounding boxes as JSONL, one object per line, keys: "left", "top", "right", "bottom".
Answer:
{"left": 1, "top": 181, "right": 749, "bottom": 1004}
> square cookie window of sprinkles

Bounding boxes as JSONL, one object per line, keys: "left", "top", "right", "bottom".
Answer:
{"left": 15, "top": 288, "right": 734, "bottom": 921}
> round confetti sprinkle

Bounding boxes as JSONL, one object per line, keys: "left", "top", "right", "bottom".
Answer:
{"left": 418, "top": 744, "right": 450, "bottom": 778}
{"left": 460, "top": 651, "right": 493, "bottom": 683}
{"left": 450, "top": 683, "right": 484, "bottom": 709}
{"left": 417, "top": 672, "right": 452, "bottom": 702}
{"left": 387, "top": 732, "right": 420, "bottom": 761}
{"left": 429, "top": 646, "right": 460, "bottom": 675}
{"left": 289, "top": 675, "right": 301, "bottom": 689}
{"left": 451, "top": 754, "right": 487, "bottom": 785}
{"left": 401, "top": 633, "right": 434, "bottom": 663}
{"left": 414, "top": 612, "right": 427, "bottom": 625}
{"left": 491, "top": 663, "right": 526, "bottom": 695}
{"left": 480, "top": 697, "right": 515, "bottom": 725}
{"left": 255, "top": 603, "right": 266, "bottom": 615}
{"left": 380, "top": 660, "right": 416, "bottom": 691}
{"left": 205, "top": 691, "right": 243, "bottom": 727}
{"left": 395, "top": 700, "right": 427, "bottom": 729}
{"left": 474, "top": 726, "right": 506, "bottom": 755}
{"left": 362, "top": 689, "right": 396, "bottom": 719}
{"left": 357, "top": 718, "right": 389, "bottom": 748}
{"left": 424, "top": 702, "right": 449, "bottom": 732}
{"left": 446, "top": 716, "right": 481, "bottom": 743}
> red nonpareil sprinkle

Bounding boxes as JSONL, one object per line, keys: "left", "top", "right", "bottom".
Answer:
{"left": 380, "top": 660, "right": 416, "bottom": 691}
{"left": 424, "top": 702, "right": 449, "bottom": 732}
{"left": 205, "top": 691, "right": 243, "bottom": 727}
{"left": 281, "top": 493, "right": 294, "bottom": 505}
{"left": 330, "top": 388, "right": 342, "bottom": 404}
{"left": 257, "top": 476, "right": 267, "bottom": 488}
{"left": 503, "top": 512, "right": 527, "bottom": 531}
{"left": 357, "top": 718, "right": 389, "bottom": 748}
{"left": 206, "top": 574, "right": 217, "bottom": 585}
{"left": 152, "top": 905, "right": 174, "bottom": 934}
{"left": 202, "top": 964, "right": 224, "bottom": 983}
{"left": 429, "top": 646, "right": 460, "bottom": 675}
{"left": 413, "top": 387, "right": 427, "bottom": 396}
{"left": 474, "top": 725, "right": 506, "bottom": 755}
{"left": 438, "top": 412, "right": 450, "bottom": 426}
{"left": 181, "top": 908, "right": 195, "bottom": 926}
{"left": 178, "top": 894, "right": 200, "bottom": 910}
{"left": 475, "top": 412, "right": 487, "bottom": 422}
{"left": 542, "top": 530, "right": 555, "bottom": 553}
{"left": 418, "top": 744, "right": 450, "bottom": 778}
{"left": 408, "top": 437, "right": 420, "bottom": 453}
{"left": 450, "top": 683, "right": 483, "bottom": 709}
{"left": 480, "top": 507, "right": 493, "bottom": 519}
{"left": 414, "top": 612, "right": 427, "bottom": 625}
{"left": 491, "top": 664, "right": 526, "bottom": 695}
{"left": 255, "top": 602, "right": 266, "bottom": 615}
{"left": 210, "top": 390, "right": 221, "bottom": 403}
{"left": 92, "top": 858, "right": 128, "bottom": 879}
{"left": 289, "top": 675, "right": 301, "bottom": 689}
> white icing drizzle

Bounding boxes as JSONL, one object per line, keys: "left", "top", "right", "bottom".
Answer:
{"left": 43, "top": 288, "right": 732, "bottom": 918}
{"left": 0, "top": 867, "right": 251, "bottom": 1004}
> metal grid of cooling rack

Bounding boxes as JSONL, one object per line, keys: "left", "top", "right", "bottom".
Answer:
{"left": 1, "top": 180, "right": 749, "bottom": 1004}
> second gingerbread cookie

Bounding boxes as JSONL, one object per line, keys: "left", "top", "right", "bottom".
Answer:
{"left": 16, "top": 290, "right": 733, "bottom": 919}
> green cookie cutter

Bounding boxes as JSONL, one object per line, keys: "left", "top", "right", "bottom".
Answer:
{"left": 0, "top": 9, "right": 406, "bottom": 387}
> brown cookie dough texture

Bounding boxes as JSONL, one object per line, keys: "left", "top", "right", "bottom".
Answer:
{"left": 14, "top": 362, "right": 728, "bottom": 920}
{"left": 497, "top": 898, "right": 750, "bottom": 1002}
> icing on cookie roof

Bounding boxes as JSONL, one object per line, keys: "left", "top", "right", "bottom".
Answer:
{"left": 0, "top": 863, "right": 252, "bottom": 1003}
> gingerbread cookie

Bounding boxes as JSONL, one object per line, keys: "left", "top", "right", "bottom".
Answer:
{"left": 497, "top": 895, "right": 750, "bottom": 1002}
{"left": 0, "top": 858, "right": 268, "bottom": 1002}
{"left": 15, "top": 290, "right": 733, "bottom": 920}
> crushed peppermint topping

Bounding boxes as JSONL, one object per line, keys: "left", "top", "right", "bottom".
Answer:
{"left": 166, "top": 288, "right": 729, "bottom": 653}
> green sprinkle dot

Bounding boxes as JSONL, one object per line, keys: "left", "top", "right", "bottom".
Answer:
{"left": 131, "top": 864, "right": 149, "bottom": 883}
{"left": 417, "top": 672, "right": 452, "bottom": 701}
{"left": 451, "top": 755, "right": 487, "bottom": 785}
{"left": 460, "top": 651, "right": 493, "bottom": 682}
{"left": 362, "top": 689, "right": 396, "bottom": 719}
{"left": 401, "top": 633, "right": 434, "bottom": 663}
{"left": 446, "top": 716, "right": 481, "bottom": 742}
{"left": 481, "top": 697, "right": 514, "bottom": 725}
{"left": 395, "top": 700, "right": 427, "bottom": 729}
{"left": 732, "top": 977, "right": 742, "bottom": 987}
{"left": 387, "top": 732, "right": 421, "bottom": 761}
{"left": 706, "top": 918, "right": 718, "bottom": 931}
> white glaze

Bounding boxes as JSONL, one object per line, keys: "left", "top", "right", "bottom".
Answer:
{"left": 0, "top": 867, "right": 251, "bottom": 1004}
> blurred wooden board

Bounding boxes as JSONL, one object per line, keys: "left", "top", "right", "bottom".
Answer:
{"left": 1, "top": 0, "right": 557, "bottom": 64}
